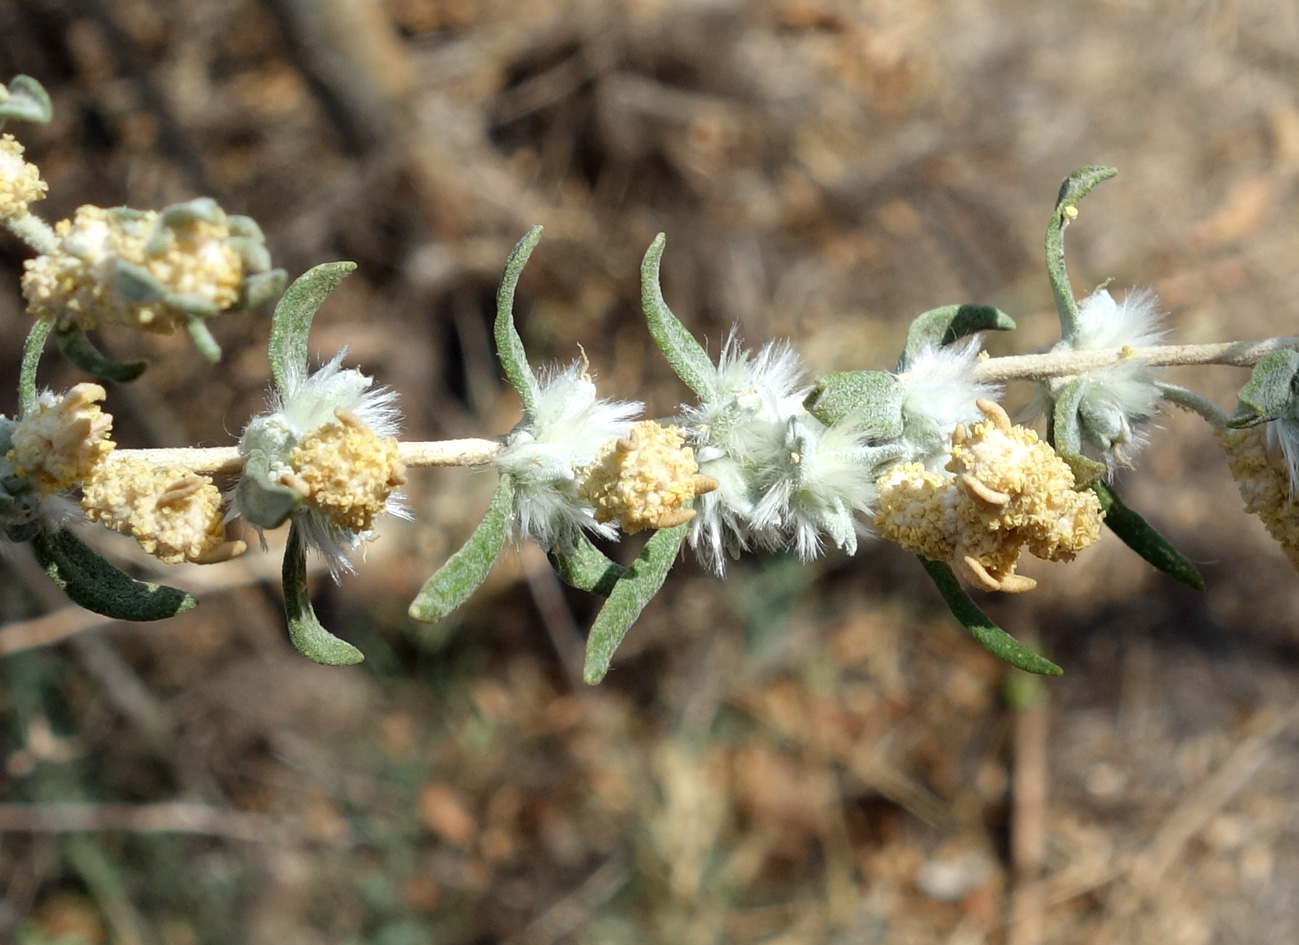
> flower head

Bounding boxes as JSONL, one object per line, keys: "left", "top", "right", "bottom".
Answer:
{"left": 8, "top": 383, "right": 115, "bottom": 492}
{"left": 578, "top": 421, "right": 716, "bottom": 534}
{"left": 0, "top": 133, "right": 46, "bottom": 220}
{"left": 82, "top": 457, "right": 246, "bottom": 564}
{"left": 875, "top": 400, "right": 1104, "bottom": 592}
{"left": 21, "top": 200, "right": 275, "bottom": 335}
{"left": 897, "top": 338, "right": 1001, "bottom": 469}
{"left": 1218, "top": 422, "right": 1299, "bottom": 572}
{"left": 237, "top": 352, "right": 406, "bottom": 575}
{"left": 1046, "top": 287, "right": 1167, "bottom": 468}
{"left": 495, "top": 361, "right": 642, "bottom": 550}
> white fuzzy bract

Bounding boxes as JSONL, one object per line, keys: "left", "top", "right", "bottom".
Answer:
{"left": 898, "top": 338, "right": 1001, "bottom": 469}
{"left": 1047, "top": 287, "right": 1167, "bottom": 468}
{"left": 680, "top": 331, "right": 881, "bottom": 571}
{"left": 237, "top": 351, "right": 407, "bottom": 577}
{"left": 495, "top": 361, "right": 642, "bottom": 551}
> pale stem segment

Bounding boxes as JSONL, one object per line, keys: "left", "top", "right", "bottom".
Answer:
{"left": 96, "top": 335, "right": 1299, "bottom": 475}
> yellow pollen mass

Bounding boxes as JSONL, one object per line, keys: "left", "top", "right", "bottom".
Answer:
{"left": 21, "top": 206, "right": 243, "bottom": 332}
{"left": 578, "top": 421, "right": 719, "bottom": 534}
{"left": 291, "top": 408, "right": 406, "bottom": 534}
{"left": 1217, "top": 426, "right": 1299, "bottom": 572}
{"left": 0, "top": 133, "right": 47, "bottom": 219}
{"left": 81, "top": 457, "right": 246, "bottom": 564}
{"left": 9, "top": 383, "right": 116, "bottom": 492}
{"left": 875, "top": 400, "right": 1104, "bottom": 592}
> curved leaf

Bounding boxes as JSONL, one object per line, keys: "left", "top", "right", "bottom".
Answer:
{"left": 1049, "top": 378, "right": 1106, "bottom": 488}
{"left": 642, "top": 234, "right": 715, "bottom": 399}
{"left": 32, "top": 528, "right": 196, "bottom": 621}
{"left": 409, "top": 475, "right": 514, "bottom": 623}
{"left": 19, "top": 317, "right": 55, "bottom": 414}
{"left": 918, "top": 557, "right": 1062, "bottom": 676}
{"left": 1093, "top": 481, "right": 1204, "bottom": 590}
{"left": 549, "top": 534, "right": 629, "bottom": 597}
{"left": 54, "top": 328, "right": 147, "bottom": 383}
{"left": 495, "top": 227, "right": 543, "bottom": 413}
{"left": 1046, "top": 165, "right": 1117, "bottom": 343}
{"left": 282, "top": 520, "right": 364, "bottom": 665}
{"left": 0, "top": 75, "right": 53, "bottom": 124}
{"left": 898, "top": 304, "right": 1016, "bottom": 370}
{"left": 268, "top": 262, "right": 358, "bottom": 394}
{"left": 583, "top": 522, "right": 688, "bottom": 684}
{"left": 235, "top": 449, "right": 302, "bottom": 530}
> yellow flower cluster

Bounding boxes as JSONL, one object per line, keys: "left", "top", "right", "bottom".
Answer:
{"left": 1216, "top": 425, "right": 1299, "bottom": 572}
{"left": 290, "top": 407, "right": 406, "bottom": 533}
{"left": 21, "top": 205, "right": 243, "bottom": 332}
{"left": 8, "top": 383, "right": 115, "bottom": 492}
{"left": 579, "top": 421, "right": 718, "bottom": 533}
{"left": 81, "top": 457, "right": 246, "bottom": 564}
{"left": 0, "top": 133, "right": 46, "bottom": 219}
{"left": 875, "top": 400, "right": 1104, "bottom": 592}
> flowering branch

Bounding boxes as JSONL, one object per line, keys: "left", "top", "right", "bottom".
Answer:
{"left": 6, "top": 73, "right": 1299, "bottom": 680}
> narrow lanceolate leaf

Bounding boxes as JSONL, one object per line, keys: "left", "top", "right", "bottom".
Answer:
{"left": 19, "top": 317, "right": 54, "bottom": 414}
{"left": 898, "top": 304, "right": 1016, "bottom": 370}
{"left": 1229, "top": 349, "right": 1299, "bottom": 427}
{"left": 1046, "top": 165, "right": 1117, "bottom": 344}
{"left": 54, "top": 328, "right": 146, "bottom": 383}
{"left": 409, "top": 475, "right": 515, "bottom": 623}
{"left": 583, "top": 522, "right": 688, "bottom": 685}
{"left": 0, "top": 75, "right": 54, "bottom": 124}
{"left": 641, "top": 234, "right": 716, "bottom": 399}
{"left": 1093, "top": 481, "right": 1205, "bottom": 591}
{"left": 32, "top": 528, "right": 196, "bottom": 621}
{"left": 918, "top": 557, "right": 1063, "bottom": 676}
{"left": 1049, "top": 378, "right": 1105, "bottom": 489}
{"left": 804, "top": 369, "right": 905, "bottom": 437}
{"left": 495, "top": 227, "right": 544, "bottom": 414}
{"left": 282, "top": 520, "right": 364, "bottom": 666}
{"left": 549, "top": 534, "right": 630, "bottom": 597}
{"left": 268, "top": 262, "right": 358, "bottom": 394}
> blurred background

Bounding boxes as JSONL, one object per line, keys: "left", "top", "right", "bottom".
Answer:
{"left": 3, "top": 0, "right": 1299, "bottom": 942}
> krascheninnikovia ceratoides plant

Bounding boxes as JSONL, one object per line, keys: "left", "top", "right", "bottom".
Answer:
{"left": 4, "top": 76, "right": 1299, "bottom": 679}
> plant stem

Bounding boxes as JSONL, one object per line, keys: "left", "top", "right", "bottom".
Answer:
{"left": 115, "top": 438, "right": 503, "bottom": 475}
{"left": 967, "top": 336, "right": 1299, "bottom": 385}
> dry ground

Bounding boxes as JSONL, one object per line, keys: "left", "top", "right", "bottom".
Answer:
{"left": 3, "top": 1, "right": 1299, "bottom": 943}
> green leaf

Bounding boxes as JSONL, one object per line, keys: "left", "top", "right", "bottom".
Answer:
{"left": 804, "top": 370, "right": 905, "bottom": 436}
{"left": 1230, "top": 349, "right": 1299, "bottom": 427}
{"left": 918, "top": 557, "right": 1062, "bottom": 676}
{"left": 409, "top": 475, "right": 515, "bottom": 623}
{"left": 898, "top": 304, "right": 1016, "bottom": 370}
{"left": 235, "top": 449, "right": 303, "bottom": 529}
{"left": 184, "top": 316, "right": 222, "bottom": 363}
{"left": 1046, "top": 165, "right": 1117, "bottom": 344}
{"left": 642, "top": 233, "right": 716, "bottom": 399}
{"left": 0, "top": 75, "right": 53, "bottom": 124}
{"left": 282, "top": 520, "right": 364, "bottom": 665}
{"left": 549, "top": 534, "right": 630, "bottom": 597}
{"left": 583, "top": 522, "right": 688, "bottom": 685}
{"left": 32, "top": 528, "right": 196, "bottom": 621}
{"left": 54, "top": 327, "right": 147, "bottom": 383}
{"left": 495, "top": 227, "right": 544, "bottom": 413}
{"left": 237, "top": 269, "right": 287, "bottom": 311}
{"left": 19, "top": 317, "right": 54, "bottom": 414}
{"left": 1049, "top": 378, "right": 1106, "bottom": 488}
{"left": 1093, "top": 481, "right": 1205, "bottom": 590}
{"left": 268, "top": 262, "right": 358, "bottom": 395}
